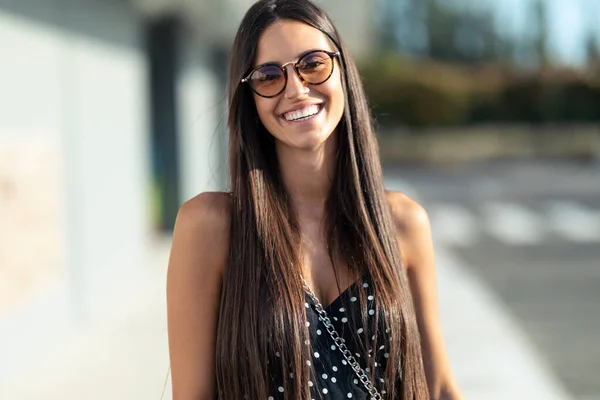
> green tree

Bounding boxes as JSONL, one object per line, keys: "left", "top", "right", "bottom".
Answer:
{"left": 585, "top": 33, "right": 600, "bottom": 66}
{"left": 532, "top": 0, "right": 549, "bottom": 67}
{"left": 424, "top": 0, "right": 510, "bottom": 64}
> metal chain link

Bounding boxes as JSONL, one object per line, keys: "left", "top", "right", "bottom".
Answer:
{"left": 301, "top": 276, "right": 383, "bottom": 400}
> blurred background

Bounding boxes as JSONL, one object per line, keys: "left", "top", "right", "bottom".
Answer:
{"left": 0, "top": 0, "right": 598, "bottom": 399}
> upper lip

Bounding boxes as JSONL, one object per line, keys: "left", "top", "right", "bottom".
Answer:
{"left": 279, "top": 103, "right": 323, "bottom": 117}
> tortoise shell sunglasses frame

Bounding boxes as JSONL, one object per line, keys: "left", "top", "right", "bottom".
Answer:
{"left": 240, "top": 49, "right": 341, "bottom": 98}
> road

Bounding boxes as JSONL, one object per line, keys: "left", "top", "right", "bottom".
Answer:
{"left": 385, "top": 159, "right": 600, "bottom": 400}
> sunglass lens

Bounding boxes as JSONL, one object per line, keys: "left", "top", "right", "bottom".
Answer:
{"left": 250, "top": 65, "right": 285, "bottom": 97}
{"left": 298, "top": 51, "right": 333, "bottom": 84}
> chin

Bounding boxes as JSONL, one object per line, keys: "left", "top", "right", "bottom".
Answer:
{"left": 291, "top": 128, "right": 334, "bottom": 150}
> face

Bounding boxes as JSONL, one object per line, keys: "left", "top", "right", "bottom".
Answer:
{"left": 250, "top": 20, "right": 345, "bottom": 151}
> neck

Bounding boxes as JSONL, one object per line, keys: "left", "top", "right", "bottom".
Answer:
{"left": 276, "top": 133, "right": 337, "bottom": 220}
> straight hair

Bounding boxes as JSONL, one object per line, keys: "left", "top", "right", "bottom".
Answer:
{"left": 215, "top": 0, "right": 429, "bottom": 398}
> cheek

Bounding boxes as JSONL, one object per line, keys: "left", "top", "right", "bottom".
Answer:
{"left": 323, "top": 77, "right": 345, "bottom": 117}
{"left": 254, "top": 98, "right": 278, "bottom": 125}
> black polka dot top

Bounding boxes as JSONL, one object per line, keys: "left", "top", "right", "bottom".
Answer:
{"left": 267, "top": 278, "right": 398, "bottom": 399}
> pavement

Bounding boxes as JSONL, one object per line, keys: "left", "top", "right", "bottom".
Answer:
{"left": 0, "top": 239, "right": 173, "bottom": 400}
{"left": 0, "top": 162, "right": 583, "bottom": 399}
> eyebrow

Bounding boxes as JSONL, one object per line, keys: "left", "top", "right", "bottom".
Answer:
{"left": 253, "top": 48, "right": 325, "bottom": 68}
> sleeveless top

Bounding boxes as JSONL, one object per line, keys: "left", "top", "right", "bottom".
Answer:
{"left": 266, "top": 278, "right": 398, "bottom": 399}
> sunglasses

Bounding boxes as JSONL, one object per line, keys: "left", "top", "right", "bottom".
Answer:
{"left": 241, "top": 49, "right": 341, "bottom": 98}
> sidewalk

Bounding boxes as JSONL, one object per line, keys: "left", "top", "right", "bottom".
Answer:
{"left": 435, "top": 246, "right": 572, "bottom": 400}
{"left": 0, "top": 237, "right": 173, "bottom": 400}
{"left": 0, "top": 236, "right": 573, "bottom": 400}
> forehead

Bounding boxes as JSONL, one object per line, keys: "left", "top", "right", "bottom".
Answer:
{"left": 254, "top": 19, "right": 335, "bottom": 65}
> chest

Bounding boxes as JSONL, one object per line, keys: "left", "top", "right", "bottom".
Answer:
{"left": 300, "top": 226, "right": 357, "bottom": 308}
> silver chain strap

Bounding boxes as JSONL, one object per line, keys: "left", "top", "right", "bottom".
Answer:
{"left": 301, "top": 276, "right": 383, "bottom": 400}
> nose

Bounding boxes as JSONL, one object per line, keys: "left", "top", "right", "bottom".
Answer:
{"left": 284, "top": 65, "right": 309, "bottom": 99}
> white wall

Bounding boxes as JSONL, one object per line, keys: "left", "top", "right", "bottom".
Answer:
{"left": 59, "top": 0, "right": 150, "bottom": 318}
{"left": 0, "top": 0, "right": 151, "bottom": 378}
{"left": 0, "top": 4, "right": 67, "bottom": 318}
{"left": 177, "top": 33, "right": 227, "bottom": 202}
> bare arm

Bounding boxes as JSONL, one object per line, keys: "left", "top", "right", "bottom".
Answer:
{"left": 166, "top": 192, "right": 231, "bottom": 400}
{"left": 386, "top": 191, "right": 463, "bottom": 400}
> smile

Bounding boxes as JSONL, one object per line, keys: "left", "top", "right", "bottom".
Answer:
{"left": 282, "top": 104, "right": 322, "bottom": 122}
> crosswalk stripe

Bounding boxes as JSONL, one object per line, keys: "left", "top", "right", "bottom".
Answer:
{"left": 398, "top": 195, "right": 599, "bottom": 245}
{"left": 545, "top": 201, "right": 600, "bottom": 242}
{"left": 481, "top": 202, "right": 545, "bottom": 245}
{"left": 428, "top": 204, "right": 478, "bottom": 247}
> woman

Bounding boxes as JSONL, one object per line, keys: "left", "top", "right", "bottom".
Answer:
{"left": 166, "top": 0, "right": 462, "bottom": 399}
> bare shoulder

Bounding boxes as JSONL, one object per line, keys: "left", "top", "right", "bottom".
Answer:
{"left": 384, "top": 198, "right": 460, "bottom": 397}
{"left": 170, "top": 191, "right": 232, "bottom": 275}
{"left": 384, "top": 190, "right": 430, "bottom": 233}
{"left": 384, "top": 190, "right": 433, "bottom": 269}
{"left": 166, "top": 191, "right": 232, "bottom": 398}
{"left": 177, "top": 191, "right": 232, "bottom": 231}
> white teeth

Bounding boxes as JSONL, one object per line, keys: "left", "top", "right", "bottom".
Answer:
{"left": 284, "top": 105, "right": 320, "bottom": 121}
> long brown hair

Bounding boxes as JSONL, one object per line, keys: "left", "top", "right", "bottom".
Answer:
{"left": 215, "top": 0, "right": 429, "bottom": 398}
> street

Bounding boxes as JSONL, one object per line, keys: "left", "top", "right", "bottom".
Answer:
{"left": 385, "top": 159, "right": 600, "bottom": 400}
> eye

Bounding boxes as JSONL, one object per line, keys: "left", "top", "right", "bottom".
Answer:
{"left": 251, "top": 65, "right": 284, "bottom": 82}
{"left": 298, "top": 52, "right": 329, "bottom": 72}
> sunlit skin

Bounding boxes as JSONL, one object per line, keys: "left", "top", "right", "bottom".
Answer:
{"left": 252, "top": 20, "right": 345, "bottom": 222}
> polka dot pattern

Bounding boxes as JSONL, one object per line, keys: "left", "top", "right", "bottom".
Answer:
{"left": 265, "top": 279, "right": 398, "bottom": 399}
